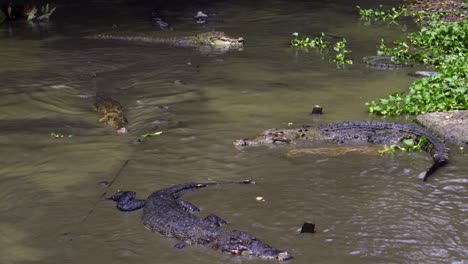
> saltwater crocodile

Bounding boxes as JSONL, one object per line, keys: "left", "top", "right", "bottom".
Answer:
{"left": 363, "top": 55, "right": 411, "bottom": 70}
{"left": 234, "top": 121, "right": 449, "bottom": 181}
{"left": 93, "top": 96, "right": 128, "bottom": 134}
{"left": 89, "top": 31, "right": 244, "bottom": 51}
{"left": 108, "top": 180, "right": 292, "bottom": 261}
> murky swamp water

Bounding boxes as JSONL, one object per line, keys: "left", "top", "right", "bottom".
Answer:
{"left": 0, "top": 0, "right": 466, "bottom": 263}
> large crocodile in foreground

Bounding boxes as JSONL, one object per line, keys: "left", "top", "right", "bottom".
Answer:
{"left": 108, "top": 180, "right": 293, "bottom": 261}
{"left": 88, "top": 31, "right": 244, "bottom": 51}
{"left": 234, "top": 121, "right": 449, "bottom": 181}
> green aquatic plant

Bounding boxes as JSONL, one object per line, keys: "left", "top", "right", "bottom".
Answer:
{"left": 291, "top": 32, "right": 330, "bottom": 50}
{"left": 368, "top": 19, "right": 468, "bottom": 115}
{"left": 0, "top": 10, "right": 5, "bottom": 24}
{"left": 26, "top": 7, "right": 38, "bottom": 20}
{"left": 333, "top": 38, "right": 352, "bottom": 66}
{"left": 27, "top": 4, "right": 56, "bottom": 21}
{"left": 37, "top": 4, "right": 56, "bottom": 21}
{"left": 368, "top": 54, "right": 468, "bottom": 115}
{"left": 357, "top": 5, "right": 407, "bottom": 22}
{"left": 291, "top": 33, "right": 352, "bottom": 67}
{"left": 378, "top": 20, "right": 468, "bottom": 66}
{"left": 142, "top": 131, "right": 162, "bottom": 139}
{"left": 50, "top": 132, "right": 73, "bottom": 139}
{"left": 379, "top": 137, "right": 428, "bottom": 154}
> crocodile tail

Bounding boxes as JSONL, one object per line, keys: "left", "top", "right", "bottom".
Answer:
{"left": 319, "top": 121, "right": 449, "bottom": 180}
{"left": 423, "top": 158, "right": 448, "bottom": 181}
{"left": 87, "top": 34, "right": 165, "bottom": 44}
{"left": 167, "top": 180, "right": 255, "bottom": 198}
{"left": 386, "top": 122, "right": 448, "bottom": 180}
{"left": 394, "top": 123, "right": 449, "bottom": 181}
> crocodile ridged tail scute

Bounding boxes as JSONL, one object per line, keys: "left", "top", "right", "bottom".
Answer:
{"left": 318, "top": 121, "right": 449, "bottom": 181}
{"left": 363, "top": 55, "right": 411, "bottom": 69}
{"left": 88, "top": 34, "right": 184, "bottom": 46}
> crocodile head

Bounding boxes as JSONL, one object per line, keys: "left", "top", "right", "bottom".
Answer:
{"left": 234, "top": 127, "right": 326, "bottom": 147}
{"left": 219, "top": 230, "right": 293, "bottom": 261}
{"left": 234, "top": 128, "right": 304, "bottom": 147}
{"left": 194, "top": 31, "right": 244, "bottom": 48}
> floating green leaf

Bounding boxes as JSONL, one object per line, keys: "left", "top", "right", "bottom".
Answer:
{"left": 50, "top": 132, "right": 74, "bottom": 139}
{"left": 142, "top": 131, "right": 163, "bottom": 139}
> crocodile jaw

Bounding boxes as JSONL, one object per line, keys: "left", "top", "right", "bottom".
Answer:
{"left": 211, "top": 36, "right": 244, "bottom": 48}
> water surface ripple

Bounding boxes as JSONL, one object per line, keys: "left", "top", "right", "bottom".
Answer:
{"left": 0, "top": 0, "right": 466, "bottom": 263}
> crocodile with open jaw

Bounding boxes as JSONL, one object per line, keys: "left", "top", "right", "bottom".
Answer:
{"left": 108, "top": 180, "right": 292, "bottom": 261}
{"left": 234, "top": 121, "right": 449, "bottom": 181}
{"left": 89, "top": 31, "right": 244, "bottom": 50}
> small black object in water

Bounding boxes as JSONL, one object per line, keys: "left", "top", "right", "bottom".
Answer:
{"left": 311, "top": 105, "right": 323, "bottom": 115}
{"left": 300, "top": 222, "right": 315, "bottom": 233}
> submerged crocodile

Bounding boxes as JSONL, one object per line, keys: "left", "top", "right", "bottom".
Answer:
{"left": 234, "top": 121, "right": 449, "bottom": 181}
{"left": 93, "top": 96, "right": 128, "bottom": 134}
{"left": 108, "top": 180, "right": 292, "bottom": 261}
{"left": 89, "top": 31, "right": 244, "bottom": 50}
{"left": 363, "top": 55, "right": 411, "bottom": 70}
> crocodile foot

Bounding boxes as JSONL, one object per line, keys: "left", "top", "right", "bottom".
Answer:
{"left": 108, "top": 191, "right": 145, "bottom": 212}
{"left": 204, "top": 214, "right": 227, "bottom": 227}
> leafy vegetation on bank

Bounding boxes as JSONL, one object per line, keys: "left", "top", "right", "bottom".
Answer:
{"left": 363, "top": 6, "right": 468, "bottom": 116}
{"left": 368, "top": 54, "right": 467, "bottom": 115}
{"left": 379, "top": 137, "right": 428, "bottom": 154}
{"left": 357, "top": 5, "right": 407, "bottom": 22}
{"left": 291, "top": 32, "right": 352, "bottom": 66}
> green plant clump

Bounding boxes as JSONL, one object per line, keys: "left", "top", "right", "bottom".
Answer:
{"left": 291, "top": 32, "right": 330, "bottom": 50}
{"left": 142, "top": 131, "right": 162, "bottom": 139}
{"left": 357, "top": 5, "right": 407, "bottom": 22}
{"left": 368, "top": 19, "right": 468, "bottom": 115}
{"left": 369, "top": 54, "right": 467, "bottom": 115}
{"left": 291, "top": 33, "right": 352, "bottom": 66}
{"left": 28, "top": 4, "right": 57, "bottom": 21}
{"left": 378, "top": 20, "right": 468, "bottom": 65}
{"left": 50, "top": 132, "right": 73, "bottom": 139}
{"left": 333, "top": 38, "right": 353, "bottom": 65}
{"left": 379, "top": 137, "right": 428, "bottom": 154}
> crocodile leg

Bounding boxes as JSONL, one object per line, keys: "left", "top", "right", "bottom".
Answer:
{"left": 177, "top": 200, "right": 201, "bottom": 212}
{"left": 117, "top": 199, "right": 145, "bottom": 212}
{"left": 174, "top": 241, "right": 190, "bottom": 249}
{"left": 204, "top": 214, "right": 227, "bottom": 227}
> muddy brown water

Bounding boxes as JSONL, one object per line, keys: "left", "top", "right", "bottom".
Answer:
{"left": 0, "top": 0, "right": 466, "bottom": 263}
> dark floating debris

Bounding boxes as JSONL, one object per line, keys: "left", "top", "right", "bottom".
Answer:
{"left": 194, "top": 10, "right": 208, "bottom": 24}
{"left": 98, "top": 181, "right": 110, "bottom": 187}
{"left": 311, "top": 105, "right": 323, "bottom": 115}
{"left": 300, "top": 221, "right": 315, "bottom": 233}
